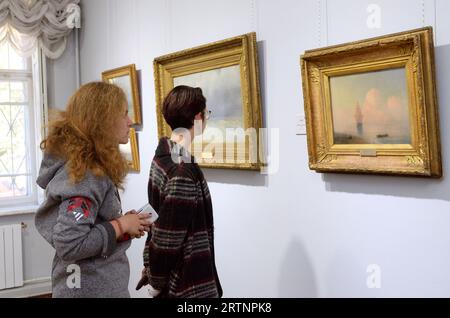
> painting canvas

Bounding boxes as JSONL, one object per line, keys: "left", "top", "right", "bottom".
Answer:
{"left": 102, "top": 64, "right": 141, "bottom": 125}
{"left": 173, "top": 65, "right": 244, "bottom": 143}
{"left": 330, "top": 68, "right": 410, "bottom": 145}
{"left": 119, "top": 128, "right": 140, "bottom": 172}
{"left": 154, "top": 32, "right": 263, "bottom": 170}
{"left": 301, "top": 27, "right": 441, "bottom": 177}
{"left": 108, "top": 75, "right": 136, "bottom": 123}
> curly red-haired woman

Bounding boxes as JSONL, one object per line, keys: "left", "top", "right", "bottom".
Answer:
{"left": 35, "top": 82, "right": 151, "bottom": 298}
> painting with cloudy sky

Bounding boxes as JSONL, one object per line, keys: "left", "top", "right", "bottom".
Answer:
{"left": 108, "top": 75, "right": 135, "bottom": 122}
{"left": 330, "top": 68, "right": 411, "bottom": 145}
{"left": 174, "top": 65, "right": 243, "bottom": 142}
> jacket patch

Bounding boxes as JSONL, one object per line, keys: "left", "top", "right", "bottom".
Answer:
{"left": 68, "top": 197, "right": 92, "bottom": 221}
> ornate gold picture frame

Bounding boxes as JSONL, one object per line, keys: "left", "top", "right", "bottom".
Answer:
{"left": 301, "top": 27, "right": 441, "bottom": 177}
{"left": 102, "top": 64, "right": 142, "bottom": 125}
{"left": 154, "top": 32, "right": 263, "bottom": 170}
{"left": 119, "top": 127, "right": 140, "bottom": 172}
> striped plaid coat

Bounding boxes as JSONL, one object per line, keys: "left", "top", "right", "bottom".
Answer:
{"left": 143, "top": 137, "right": 222, "bottom": 298}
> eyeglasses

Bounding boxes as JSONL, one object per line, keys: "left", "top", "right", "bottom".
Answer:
{"left": 204, "top": 109, "right": 212, "bottom": 120}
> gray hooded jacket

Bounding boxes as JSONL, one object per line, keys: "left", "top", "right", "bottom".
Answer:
{"left": 35, "top": 153, "right": 131, "bottom": 298}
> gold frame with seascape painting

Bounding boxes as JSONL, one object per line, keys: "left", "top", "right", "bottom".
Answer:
{"left": 102, "top": 64, "right": 142, "bottom": 125}
{"left": 300, "top": 27, "right": 441, "bottom": 177}
{"left": 153, "top": 32, "right": 263, "bottom": 170}
{"left": 119, "top": 127, "right": 140, "bottom": 172}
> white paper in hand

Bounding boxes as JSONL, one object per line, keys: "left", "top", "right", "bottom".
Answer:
{"left": 137, "top": 203, "right": 159, "bottom": 223}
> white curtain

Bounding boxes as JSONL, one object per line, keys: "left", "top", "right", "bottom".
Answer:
{"left": 0, "top": 0, "right": 81, "bottom": 59}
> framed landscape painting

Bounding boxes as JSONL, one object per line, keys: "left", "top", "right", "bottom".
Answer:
{"left": 301, "top": 27, "right": 441, "bottom": 177}
{"left": 153, "top": 32, "right": 263, "bottom": 170}
{"left": 102, "top": 64, "right": 142, "bottom": 125}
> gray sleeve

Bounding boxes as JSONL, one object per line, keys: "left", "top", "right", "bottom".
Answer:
{"left": 51, "top": 175, "right": 117, "bottom": 262}
{"left": 97, "top": 221, "right": 117, "bottom": 257}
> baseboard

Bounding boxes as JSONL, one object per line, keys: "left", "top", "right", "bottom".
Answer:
{"left": 0, "top": 277, "right": 52, "bottom": 298}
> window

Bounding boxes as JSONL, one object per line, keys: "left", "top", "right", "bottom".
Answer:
{"left": 0, "top": 42, "right": 44, "bottom": 209}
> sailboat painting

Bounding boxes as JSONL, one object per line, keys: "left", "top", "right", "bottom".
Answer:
{"left": 329, "top": 68, "right": 411, "bottom": 145}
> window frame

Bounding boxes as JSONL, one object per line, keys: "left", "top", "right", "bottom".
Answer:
{"left": 0, "top": 44, "right": 47, "bottom": 213}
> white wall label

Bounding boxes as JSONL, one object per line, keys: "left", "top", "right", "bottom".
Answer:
{"left": 296, "top": 114, "right": 306, "bottom": 135}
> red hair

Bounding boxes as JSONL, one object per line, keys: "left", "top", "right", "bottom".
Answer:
{"left": 41, "top": 82, "right": 129, "bottom": 188}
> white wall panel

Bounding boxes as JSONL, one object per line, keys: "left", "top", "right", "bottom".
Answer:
{"left": 169, "top": 0, "right": 256, "bottom": 52}
{"left": 326, "top": 0, "right": 432, "bottom": 45}
{"left": 436, "top": 0, "right": 450, "bottom": 46}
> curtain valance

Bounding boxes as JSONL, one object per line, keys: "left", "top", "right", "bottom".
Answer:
{"left": 0, "top": 0, "right": 81, "bottom": 59}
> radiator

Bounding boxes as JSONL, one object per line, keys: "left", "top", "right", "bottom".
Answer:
{"left": 0, "top": 224, "right": 23, "bottom": 290}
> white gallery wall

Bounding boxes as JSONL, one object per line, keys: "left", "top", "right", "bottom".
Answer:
{"left": 78, "top": 0, "right": 450, "bottom": 297}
